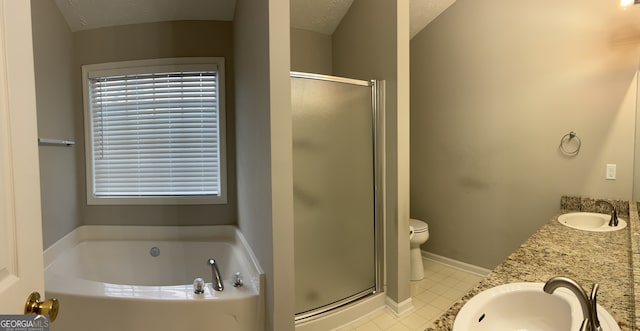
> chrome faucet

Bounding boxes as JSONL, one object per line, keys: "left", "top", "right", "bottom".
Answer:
{"left": 543, "top": 276, "right": 601, "bottom": 331}
{"left": 208, "top": 258, "right": 224, "bottom": 291}
{"left": 595, "top": 200, "right": 618, "bottom": 227}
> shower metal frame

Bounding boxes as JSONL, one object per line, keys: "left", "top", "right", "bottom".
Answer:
{"left": 291, "top": 71, "right": 385, "bottom": 322}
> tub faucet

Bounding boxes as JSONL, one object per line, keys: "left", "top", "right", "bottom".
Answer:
{"left": 233, "top": 272, "right": 244, "bottom": 287}
{"left": 207, "top": 258, "right": 224, "bottom": 291}
{"left": 543, "top": 276, "right": 601, "bottom": 331}
{"left": 595, "top": 200, "right": 618, "bottom": 227}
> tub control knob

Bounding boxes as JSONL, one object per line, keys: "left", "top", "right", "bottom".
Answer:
{"left": 233, "top": 272, "right": 244, "bottom": 287}
{"left": 193, "top": 278, "right": 205, "bottom": 294}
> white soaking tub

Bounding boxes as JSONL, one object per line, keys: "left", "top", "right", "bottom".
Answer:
{"left": 44, "top": 225, "right": 264, "bottom": 331}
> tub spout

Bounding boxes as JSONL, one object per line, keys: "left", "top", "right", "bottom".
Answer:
{"left": 208, "top": 258, "right": 224, "bottom": 291}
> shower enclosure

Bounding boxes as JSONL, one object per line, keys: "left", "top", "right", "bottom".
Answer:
{"left": 291, "top": 72, "right": 382, "bottom": 321}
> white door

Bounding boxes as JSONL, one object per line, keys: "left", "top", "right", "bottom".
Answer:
{"left": 0, "top": 0, "right": 47, "bottom": 314}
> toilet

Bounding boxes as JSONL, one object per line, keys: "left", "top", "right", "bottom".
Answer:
{"left": 409, "top": 218, "right": 430, "bottom": 281}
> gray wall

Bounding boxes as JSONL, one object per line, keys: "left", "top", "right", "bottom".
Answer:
{"left": 32, "top": 9, "right": 237, "bottom": 247}
{"left": 410, "top": 0, "right": 640, "bottom": 268}
{"left": 31, "top": 5, "right": 238, "bottom": 246}
{"left": 31, "top": 0, "right": 81, "bottom": 248}
{"left": 234, "top": 0, "right": 294, "bottom": 330}
{"left": 290, "top": 28, "right": 332, "bottom": 75}
{"left": 74, "top": 21, "right": 237, "bottom": 226}
{"left": 333, "top": 0, "right": 412, "bottom": 308}
{"left": 35, "top": 1, "right": 297, "bottom": 328}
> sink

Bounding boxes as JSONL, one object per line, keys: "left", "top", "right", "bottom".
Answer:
{"left": 557, "top": 212, "right": 627, "bottom": 232}
{"left": 452, "top": 283, "right": 620, "bottom": 331}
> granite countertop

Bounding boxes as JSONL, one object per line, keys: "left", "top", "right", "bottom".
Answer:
{"left": 630, "top": 202, "right": 640, "bottom": 330}
{"left": 426, "top": 200, "right": 635, "bottom": 331}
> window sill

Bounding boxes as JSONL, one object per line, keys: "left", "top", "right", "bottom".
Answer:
{"left": 87, "top": 195, "right": 227, "bottom": 206}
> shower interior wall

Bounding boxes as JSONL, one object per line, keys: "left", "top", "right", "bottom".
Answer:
{"left": 290, "top": 28, "right": 333, "bottom": 75}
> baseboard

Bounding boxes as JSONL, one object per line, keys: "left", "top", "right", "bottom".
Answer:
{"left": 422, "top": 251, "right": 491, "bottom": 276}
{"left": 384, "top": 296, "right": 414, "bottom": 317}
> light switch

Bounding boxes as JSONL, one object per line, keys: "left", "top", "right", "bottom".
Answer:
{"left": 606, "top": 164, "right": 616, "bottom": 180}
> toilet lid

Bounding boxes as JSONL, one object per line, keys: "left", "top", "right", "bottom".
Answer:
{"left": 410, "top": 219, "right": 428, "bottom": 233}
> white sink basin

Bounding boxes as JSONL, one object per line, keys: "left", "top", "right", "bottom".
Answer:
{"left": 557, "top": 212, "right": 626, "bottom": 232}
{"left": 452, "top": 283, "right": 620, "bottom": 331}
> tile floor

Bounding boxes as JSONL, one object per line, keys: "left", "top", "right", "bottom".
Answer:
{"left": 333, "top": 258, "right": 485, "bottom": 331}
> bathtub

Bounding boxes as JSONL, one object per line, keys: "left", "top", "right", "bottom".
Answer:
{"left": 44, "top": 225, "right": 264, "bottom": 331}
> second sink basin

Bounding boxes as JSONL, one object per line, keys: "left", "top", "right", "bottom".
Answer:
{"left": 557, "top": 212, "right": 626, "bottom": 232}
{"left": 452, "top": 283, "right": 620, "bottom": 331}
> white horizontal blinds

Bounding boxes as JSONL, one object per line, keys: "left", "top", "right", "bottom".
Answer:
{"left": 90, "top": 70, "right": 220, "bottom": 197}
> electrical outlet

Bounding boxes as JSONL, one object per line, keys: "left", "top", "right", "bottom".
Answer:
{"left": 606, "top": 164, "right": 616, "bottom": 180}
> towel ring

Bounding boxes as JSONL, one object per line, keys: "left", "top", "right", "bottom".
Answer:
{"left": 559, "top": 131, "right": 581, "bottom": 155}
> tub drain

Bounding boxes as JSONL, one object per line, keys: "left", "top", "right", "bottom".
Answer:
{"left": 150, "top": 246, "right": 160, "bottom": 257}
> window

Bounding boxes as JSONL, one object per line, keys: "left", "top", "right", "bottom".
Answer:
{"left": 82, "top": 58, "right": 226, "bottom": 205}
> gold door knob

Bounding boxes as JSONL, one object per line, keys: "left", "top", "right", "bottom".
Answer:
{"left": 24, "top": 292, "right": 59, "bottom": 322}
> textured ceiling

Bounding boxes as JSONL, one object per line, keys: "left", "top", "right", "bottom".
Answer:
{"left": 289, "top": 0, "right": 457, "bottom": 38}
{"left": 54, "top": 0, "right": 236, "bottom": 32}
{"left": 54, "top": 0, "right": 455, "bottom": 38}
{"left": 290, "top": 0, "right": 354, "bottom": 35}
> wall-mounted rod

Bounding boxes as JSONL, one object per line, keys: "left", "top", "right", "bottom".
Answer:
{"left": 38, "top": 138, "right": 75, "bottom": 146}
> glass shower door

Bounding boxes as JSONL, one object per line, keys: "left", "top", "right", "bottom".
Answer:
{"left": 292, "top": 73, "right": 378, "bottom": 319}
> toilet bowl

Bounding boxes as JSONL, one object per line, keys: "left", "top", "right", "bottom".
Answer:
{"left": 409, "top": 218, "right": 429, "bottom": 281}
